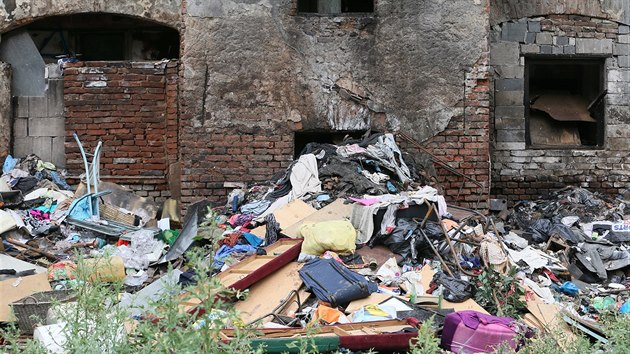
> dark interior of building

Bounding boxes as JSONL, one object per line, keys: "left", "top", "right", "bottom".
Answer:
{"left": 526, "top": 58, "right": 605, "bottom": 147}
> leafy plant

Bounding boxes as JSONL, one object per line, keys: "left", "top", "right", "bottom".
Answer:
{"left": 475, "top": 267, "right": 526, "bottom": 319}
{"left": 408, "top": 316, "right": 445, "bottom": 354}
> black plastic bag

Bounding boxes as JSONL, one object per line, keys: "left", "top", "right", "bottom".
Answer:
{"left": 431, "top": 271, "right": 475, "bottom": 303}
{"left": 526, "top": 218, "right": 582, "bottom": 244}
{"left": 526, "top": 219, "right": 552, "bottom": 243}
{"left": 380, "top": 218, "right": 428, "bottom": 260}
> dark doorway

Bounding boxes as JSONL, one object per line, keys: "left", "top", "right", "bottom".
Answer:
{"left": 294, "top": 131, "right": 368, "bottom": 157}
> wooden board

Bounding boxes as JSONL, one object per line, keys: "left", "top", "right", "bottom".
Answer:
{"left": 250, "top": 199, "right": 316, "bottom": 237}
{"left": 218, "top": 238, "right": 302, "bottom": 290}
{"left": 282, "top": 199, "right": 354, "bottom": 238}
{"left": 222, "top": 319, "right": 412, "bottom": 338}
{"left": 234, "top": 262, "right": 304, "bottom": 324}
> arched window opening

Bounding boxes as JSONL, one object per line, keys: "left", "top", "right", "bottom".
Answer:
{"left": 23, "top": 13, "right": 179, "bottom": 62}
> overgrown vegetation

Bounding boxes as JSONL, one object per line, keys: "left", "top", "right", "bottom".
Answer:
{"left": 475, "top": 267, "right": 526, "bottom": 319}
{"left": 408, "top": 316, "right": 445, "bottom": 354}
{"left": 0, "top": 248, "right": 263, "bottom": 354}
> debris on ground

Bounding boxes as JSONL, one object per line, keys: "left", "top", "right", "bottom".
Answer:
{"left": 0, "top": 133, "right": 629, "bottom": 353}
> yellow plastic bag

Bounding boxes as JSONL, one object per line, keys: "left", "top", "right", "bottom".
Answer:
{"left": 298, "top": 220, "right": 356, "bottom": 256}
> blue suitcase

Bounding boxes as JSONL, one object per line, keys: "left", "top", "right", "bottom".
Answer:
{"left": 299, "top": 258, "right": 377, "bottom": 307}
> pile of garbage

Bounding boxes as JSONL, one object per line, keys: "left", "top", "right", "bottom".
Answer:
{"left": 1, "top": 133, "right": 629, "bottom": 353}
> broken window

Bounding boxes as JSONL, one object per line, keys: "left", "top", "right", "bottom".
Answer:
{"left": 297, "top": 0, "right": 374, "bottom": 14}
{"left": 526, "top": 58, "right": 606, "bottom": 148}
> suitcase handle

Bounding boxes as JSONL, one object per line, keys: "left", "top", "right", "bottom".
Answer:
{"left": 329, "top": 260, "right": 368, "bottom": 292}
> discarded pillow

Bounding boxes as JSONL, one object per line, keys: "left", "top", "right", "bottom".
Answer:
{"left": 299, "top": 220, "right": 357, "bottom": 256}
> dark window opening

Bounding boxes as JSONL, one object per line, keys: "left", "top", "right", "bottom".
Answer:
{"left": 525, "top": 58, "right": 606, "bottom": 148}
{"left": 298, "top": 0, "right": 374, "bottom": 14}
{"left": 23, "top": 13, "right": 179, "bottom": 62}
{"left": 294, "top": 131, "right": 369, "bottom": 158}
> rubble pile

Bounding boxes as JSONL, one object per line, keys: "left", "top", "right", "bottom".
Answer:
{"left": 0, "top": 134, "right": 629, "bottom": 353}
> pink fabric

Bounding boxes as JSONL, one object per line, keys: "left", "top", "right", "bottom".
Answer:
{"left": 441, "top": 311, "right": 519, "bottom": 353}
{"left": 349, "top": 197, "right": 380, "bottom": 206}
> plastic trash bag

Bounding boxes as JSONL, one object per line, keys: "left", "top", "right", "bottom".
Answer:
{"left": 2, "top": 155, "right": 18, "bottom": 174}
{"left": 431, "top": 271, "right": 475, "bottom": 303}
{"left": 551, "top": 281, "right": 579, "bottom": 296}
{"left": 299, "top": 220, "right": 357, "bottom": 256}
{"left": 527, "top": 219, "right": 582, "bottom": 244}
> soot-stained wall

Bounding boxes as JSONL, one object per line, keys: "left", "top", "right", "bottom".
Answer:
{"left": 1, "top": 0, "right": 491, "bottom": 207}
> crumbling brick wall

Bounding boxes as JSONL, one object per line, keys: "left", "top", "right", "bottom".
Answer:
{"left": 401, "top": 56, "right": 491, "bottom": 210}
{"left": 63, "top": 60, "right": 178, "bottom": 200}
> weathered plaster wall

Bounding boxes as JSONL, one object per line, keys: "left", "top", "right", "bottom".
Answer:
{"left": 178, "top": 0, "right": 490, "bottom": 205}
{"left": 1, "top": 0, "right": 491, "bottom": 206}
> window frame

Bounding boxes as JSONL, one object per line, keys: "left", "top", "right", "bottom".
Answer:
{"left": 524, "top": 54, "right": 608, "bottom": 150}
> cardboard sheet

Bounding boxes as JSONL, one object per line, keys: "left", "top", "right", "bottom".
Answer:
{"left": 0, "top": 272, "right": 52, "bottom": 321}
{"left": 234, "top": 262, "right": 303, "bottom": 324}
{"left": 250, "top": 199, "right": 316, "bottom": 238}
{"left": 526, "top": 299, "right": 577, "bottom": 341}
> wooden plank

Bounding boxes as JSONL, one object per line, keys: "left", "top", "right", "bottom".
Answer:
{"left": 218, "top": 238, "right": 302, "bottom": 290}
{"left": 234, "top": 262, "right": 304, "bottom": 324}
{"left": 283, "top": 199, "right": 354, "bottom": 238}
{"left": 250, "top": 199, "right": 317, "bottom": 237}
{"left": 223, "top": 319, "right": 410, "bottom": 338}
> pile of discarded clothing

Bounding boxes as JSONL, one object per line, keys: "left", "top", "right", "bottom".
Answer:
{"left": 1, "top": 154, "right": 74, "bottom": 238}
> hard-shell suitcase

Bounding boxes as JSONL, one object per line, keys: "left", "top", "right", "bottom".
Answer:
{"left": 299, "top": 258, "right": 377, "bottom": 307}
{"left": 440, "top": 310, "right": 523, "bottom": 353}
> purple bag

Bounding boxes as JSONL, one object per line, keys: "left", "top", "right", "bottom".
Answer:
{"left": 441, "top": 311, "right": 522, "bottom": 353}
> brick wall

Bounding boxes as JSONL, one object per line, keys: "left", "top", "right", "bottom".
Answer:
{"left": 63, "top": 60, "right": 179, "bottom": 201}
{"left": 400, "top": 57, "right": 491, "bottom": 210}
{"left": 179, "top": 131, "right": 294, "bottom": 206}
{"left": 491, "top": 16, "right": 630, "bottom": 203}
